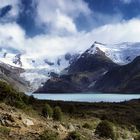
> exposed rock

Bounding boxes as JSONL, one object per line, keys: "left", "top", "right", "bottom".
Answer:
{"left": 5, "top": 113, "right": 15, "bottom": 122}
{"left": 35, "top": 46, "right": 118, "bottom": 93}
{"left": 68, "top": 123, "right": 75, "bottom": 132}
{"left": 5, "top": 120, "right": 13, "bottom": 127}
{"left": 94, "top": 56, "right": 140, "bottom": 93}
{"left": 35, "top": 76, "right": 81, "bottom": 93}
{"left": 68, "top": 46, "right": 117, "bottom": 74}
{"left": 0, "top": 61, "right": 29, "bottom": 92}
{"left": 22, "top": 118, "right": 34, "bottom": 127}
{"left": 74, "top": 124, "right": 81, "bottom": 129}
{"left": 54, "top": 124, "right": 67, "bottom": 132}
{"left": 0, "top": 113, "right": 15, "bottom": 127}
{"left": 13, "top": 54, "right": 22, "bottom": 67}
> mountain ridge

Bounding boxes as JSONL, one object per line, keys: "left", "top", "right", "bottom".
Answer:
{"left": 35, "top": 45, "right": 118, "bottom": 93}
{"left": 1, "top": 42, "right": 140, "bottom": 91}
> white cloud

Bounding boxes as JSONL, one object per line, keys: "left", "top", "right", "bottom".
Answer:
{"left": 1, "top": 18, "right": 140, "bottom": 60}
{"left": 30, "top": 18, "right": 140, "bottom": 57}
{"left": 48, "top": 10, "right": 77, "bottom": 34}
{"left": 88, "top": 18, "right": 140, "bottom": 44}
{"left": 0, "top": 22, "right": 25, "bottom": 50}
{"left": 25, "top": 18, "right": 140, "bottom": 59}
{"left": 0, "top": 0, "right": 140, "bottom": 63}
{"left": 35, "top": 0, "right": 91, "bottom": 34}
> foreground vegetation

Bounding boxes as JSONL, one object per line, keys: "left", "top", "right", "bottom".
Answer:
{"left": 0, "top": 80, "right": 140, "bottom": 140}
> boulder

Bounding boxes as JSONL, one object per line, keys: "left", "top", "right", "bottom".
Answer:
{"left": 68, "top": 123, "right": 75, "bottom": 132}
{"left": 22, "top": 118, "right": 34, "bottom": 127}
{"left": 0, "top": 113, "right": 15, "bottom": 126}
{"left": 57, "top": 124, "right": 67, "bottom": 132}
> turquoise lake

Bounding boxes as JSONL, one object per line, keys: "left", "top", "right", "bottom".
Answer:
{"left": 27, "top": 93, "right": 140, "bottom": 102}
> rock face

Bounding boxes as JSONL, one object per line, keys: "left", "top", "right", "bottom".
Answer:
{"left": 0, "top": 62, "right": 29, "bottom": 92}
{"left": 68, "top": 46, "right": 117, "bottom": 74}
{"left": 35, "top": 76, "right": 81, "bottom": 93}
{"left": 13, "top": 54, "right": 22, "bottom": 67}
{"left": 35, "top": 45, "right": 118, "bottom": 93}
{"left": 68, "top": 123, "right": 75, "bottom": 132}
{"left": 0, "top": 113, "right": 15, "bottom": 127}
{"left": 93, "top": 56, "right": 140, "bottom": 93}
{"left": 35, "top": 43, "right": 140, "bottom": 93}
{"left": 22, "top": 118, "right": 34, "bottom": 127}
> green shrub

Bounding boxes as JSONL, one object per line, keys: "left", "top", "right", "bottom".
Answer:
{"left": 28, "top": 95, "right": 36, "bottom": 104}
{"left": 68, "top": 105, "right": 76, "bottom": 114}
{"left": 53, "top": 106, "right": 63, "bottom": 121}
{"left": 40, "top": 130, "right": 59, "bottom": 140}
{"left": 135, "top": 134, "right": 140, "bottom": 140}
{"left": 14, "top": 100, "right": 26, "bottom": 109}
{"left": 82, "top": 123, "right": 92, "bottom": 129}
{"left": 0, "top": 81, "right": 26, "bottom": 109}
{"left": 136, "top": 123, "right": 140, "bottom": 131}
{"left": 0, "top": 81, "right": 20, "bottom": 101}
{"left": 0, "top": 81, "right": 23, "bottom": 106}
{"left": 65, "top": 131, "right": 82, "bottom": 140}
{"left": 0, "top": 126, "right": 10, "bottom": 136}
{"left": 22, "top": 94, "right": 29, "bottom": 104}
{"left": 95, "top": 120, "right": 115, "bottom": 140}
{"left": 42, "top": 103, "right": 53, "bottom": 118}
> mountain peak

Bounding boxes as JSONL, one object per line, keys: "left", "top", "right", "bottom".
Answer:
{"left": 94, "top": 41, "right": 106, "bottom": 46}
{"left": 68, "top": 44, "right": 118, "bottom": 74}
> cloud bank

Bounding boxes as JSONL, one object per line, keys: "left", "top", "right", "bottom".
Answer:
{"left": 35, "top": 0, "right": 91, "bottom": 34}
{"left": 0, "top": 0, "right": 140, "bottom": 60}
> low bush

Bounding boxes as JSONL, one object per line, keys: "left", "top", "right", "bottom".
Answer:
{"left": 40, "top": 130, "right": 59, "bottom": 140}
{"left": 68, "top": 105, "right": 76, "bottom": 114}
{"left": 82, "top": 123, "right": 92, "bottom": 129}
{"left": 65, "top": 131, "right": 82, "bottom": 140}
{"left": 22, "top": 93, "right": 29, "bottom": 104}
{"left": 135, "top": 134, "right": 140, "bottom": 140}
{"left": 28, "top": 95, "right": 36, "bottom": 104}
{"left": 0, "top": 81, "right": 26, "bottom": 109}
{"left": 95, "top": 120, "right": 115, "bottom": 140}
{"left": 0, "top": 126, "right": 10, "bottom": 136}
{"left": 53, "top": 106, "right": 63, "bottom": 121}
{"left": 42, "top": 103, "right": 53, "bottom": 118}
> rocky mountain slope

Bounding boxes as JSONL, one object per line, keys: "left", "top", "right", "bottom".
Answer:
{"left": 93, "top": 56, "right": 140, "bottom": 93}
{"left": 35, "top": 42, "right": 140, "bottom": 93}
{"left": 0, "top": 61, "right": 29, "bottom": 92}
{"left": 68, "top": 44, "right": 118, "bottom": 74}
{"left": 35, "top": 46, "right": 118, "bottom": 93}
{"left": 0, "top": 46, "right": 80, "bottom": 91}
{"left": 2, "top": 42, "right": 140, "bottom": 92}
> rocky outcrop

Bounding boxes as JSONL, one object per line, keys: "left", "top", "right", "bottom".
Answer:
{"left": 13, "top": 54, "right": 22, "bottom": 67}
{"left": 68, "top": 46, "right": 118, "bottom": 74}
{"left": 0, "top": 61, "right": 29, "bottom": 92}
{"left": 22, "top": 118, "right": 34, "bottom": 127}
{"left": 35, "top": 46, "right": 118, "bottom": 93}
{"left": 35, "top": 76, "right": 82, "bottom": 93}
{"left": 93, "top": 56, "right": 140, "bottom": 93}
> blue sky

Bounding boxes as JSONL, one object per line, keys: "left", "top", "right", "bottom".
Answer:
{"left": 1, "top": 0, "right": 139, "bottom": 36}
{"left": 0, "top": 0, "right": 140, "bottom": 58}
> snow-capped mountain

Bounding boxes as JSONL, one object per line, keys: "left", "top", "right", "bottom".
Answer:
{"left": 0, "top": 46, "right": 80, "bottom": 91}
{"left": 91, "top": 42, "right": 140, "bottom": 64}
{"left": 1, "top": 42, "right": 140, "bottom": 91}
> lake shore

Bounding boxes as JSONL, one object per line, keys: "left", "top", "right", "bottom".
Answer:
{"left": 29, "top": 93, "right": 140, "bottom": 103}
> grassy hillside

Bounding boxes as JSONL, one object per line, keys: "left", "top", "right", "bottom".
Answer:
{"left": 0, "top": 81, "right": 139, "bottom": 140}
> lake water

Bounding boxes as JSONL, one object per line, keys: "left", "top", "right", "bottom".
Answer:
{"left": 27, "top": 93, "right": 140, "bottom": 103}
